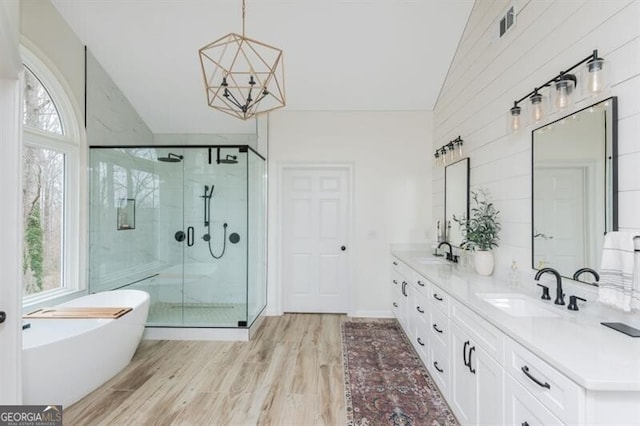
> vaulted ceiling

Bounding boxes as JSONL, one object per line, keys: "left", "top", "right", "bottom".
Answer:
{"left": 51, "top": 0, "right": 474, "bottom": 134}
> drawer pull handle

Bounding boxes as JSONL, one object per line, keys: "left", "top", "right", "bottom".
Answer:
{"left": 416, "top": 306, "right": 425, "bottom": 314}
{"left": 393, "top": 302, "right": 398, "bottom": 308}
{"left": 433, "top": 293, "right": 443, "bottom": 301}
{"left": 402, "top": 282, "right": 407, "bottom": 297}
{"left": 522, "top": 422, "right": 530, "bottom": 426}
{"left": 417, "top": 280, "right": 425, "bottom": 287}
{"left": 468, "top": 346, "right": 476, "bottom": 374}
{"left": 432, "top": 323, "right": 443, "bottom": 334}
{"left": 393, "top": 261, "right": 398, "bottom": 266}
{"left": 433, "top": 361, "right": 443, "bottom": 373}
{"left": 521, "top": 365, "right": 551, "bottom": 389}
{"left": 393, "top": 279, "right": 398, "bottom": 284}
{"left": 417, "top": 337, "right": 425, "bottom": 346}
{"left": 463, "top": 340, "right": 470, "bottom": 367}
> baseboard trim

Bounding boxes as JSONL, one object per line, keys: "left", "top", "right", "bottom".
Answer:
{"left": 349, "top": 310, "right": 394, "bottom": 319}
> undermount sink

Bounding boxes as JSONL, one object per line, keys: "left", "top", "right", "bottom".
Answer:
{"left": 475, "top": 293, "right": 561, "bottom": 318}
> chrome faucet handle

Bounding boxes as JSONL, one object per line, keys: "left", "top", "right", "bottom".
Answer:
{"left": 568, "top": 295, "right": 587, "bottom": 311}
{"left": 536, "top": 283, "right": 551, "bottom": 300}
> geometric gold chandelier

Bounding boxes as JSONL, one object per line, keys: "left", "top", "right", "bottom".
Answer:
{"left": 198, "top": 0, "right": 286, "bottom": 120}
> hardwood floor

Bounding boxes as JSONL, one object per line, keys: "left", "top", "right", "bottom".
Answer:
{"left": 64, "top": 314, "right": 348, "bottom": 425}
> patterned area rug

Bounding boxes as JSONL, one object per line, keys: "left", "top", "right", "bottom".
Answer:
{"left": 342, "top": 320, "right": 458, "bottom": 426}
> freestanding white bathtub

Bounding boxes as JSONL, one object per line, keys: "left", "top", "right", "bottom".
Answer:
{"left": 22, "top": 289, "right": 150, "bottom": 407}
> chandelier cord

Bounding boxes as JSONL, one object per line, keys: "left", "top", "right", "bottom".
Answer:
{"left": 242, "top": 0, "right": 246, "bottom": 37}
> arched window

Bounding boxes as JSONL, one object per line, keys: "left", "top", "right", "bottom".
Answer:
{"left": 22, "top": 48, "right": 81, "bottom": 300}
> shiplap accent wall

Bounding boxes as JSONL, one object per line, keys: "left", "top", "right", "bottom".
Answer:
{"left": 433, "top": 0, "right": 640, "bottom": 278}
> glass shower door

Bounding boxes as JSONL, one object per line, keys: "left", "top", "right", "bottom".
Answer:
{"left": 181, "top": 147, "right": 248, "bottom": 327}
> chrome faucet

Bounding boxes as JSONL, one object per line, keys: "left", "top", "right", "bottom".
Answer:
{"left": 572, "top": 267, "right": 600, "bottom": 284}
{"left": 535, "top": 267, "right": 564, "bottom": 305}
{"left": 437, "top": 241, "right": 458, "bottom": 263}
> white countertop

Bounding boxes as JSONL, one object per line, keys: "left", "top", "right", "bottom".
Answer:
{"left": 392, "top": 250, "right": 640, "bottom": 392}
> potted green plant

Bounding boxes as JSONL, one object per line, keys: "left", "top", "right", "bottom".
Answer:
{"left": 454, "top": 188, "right": 501, "bottom": 276}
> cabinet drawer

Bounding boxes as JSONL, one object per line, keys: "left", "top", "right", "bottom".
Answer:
{"left": 390, "top": 270, "right": 402, "bottom": 290}
{"left": 413, "top": 314, "right": 429, "bottom": 361}
{"left": 413, "top": 289, "right": 429, "bottom": 323}
{"left": 429, "top": 306, "right": 449, "bottom": 347}
{"left": 505, "top": 337, "right": 584, "bottom": 424}
{"left": 430, "top": 283, "right": 450, "bottom": 315}
{"left": 391, "top": 256, "right": 412, "bottom": 279}
{"left": 414, "top": 273, "right": 430, "bottom": 295}
{"left": 429, "top": 337, "right": 450, "bottom": 398}
{"left": 451, "top": 298, "right": 503, "bottom": 363}
{"left": 505, "top": 373, "right": 563, "bottom": 425}
{"left": 391, "top": 286, "right": 401, "bottom": 318}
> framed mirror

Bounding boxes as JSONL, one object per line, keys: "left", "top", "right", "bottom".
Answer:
{"left": 445, "top": 157, "right": 470, "bottom": 247}
{"left": 532, "top": 97, "right": 617, "bottom": 284}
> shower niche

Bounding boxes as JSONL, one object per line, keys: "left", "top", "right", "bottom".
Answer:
{"left": 89, "top": 146, "right": 266, "bottom": 330}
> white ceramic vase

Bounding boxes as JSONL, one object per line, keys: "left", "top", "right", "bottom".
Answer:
{"left": 474, "top": 250, "right": 494, "bottom": 276}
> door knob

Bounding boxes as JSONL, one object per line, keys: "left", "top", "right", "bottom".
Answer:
{"left": 174, "top": 231, "right": 186, "bottom": 242}
{"left": 0, "top": 311, "right": 6, "bottom": 324}
{"left": 341, "top": 246, "right": 346, "bottom": 251}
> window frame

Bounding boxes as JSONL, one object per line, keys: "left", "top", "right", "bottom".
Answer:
{"left": 21, "top": 46, "right": 83, "bottom": 307}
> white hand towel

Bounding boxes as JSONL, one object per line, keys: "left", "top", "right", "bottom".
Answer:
{"left": 598, "top": 232, "right": 639, "bottom": 311}
{"left": 633, "top": 236, "right": 640, "bottom": 311}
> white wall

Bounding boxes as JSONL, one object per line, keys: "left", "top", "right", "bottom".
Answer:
{"left": 20, "top": 0, "right": 84, "bottom": 114}
{"left": 433, "top": 0, "right": 640, "bottom": 280}
{"left": 86, "top": 50, "right": 153, "bottom": 146}
{"left": 267, "top": 110, "right": 432, "bottom": 316}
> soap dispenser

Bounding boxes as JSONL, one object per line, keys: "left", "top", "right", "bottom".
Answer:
{"left": 509, "top": 260, "right": 521, "bottom": 288}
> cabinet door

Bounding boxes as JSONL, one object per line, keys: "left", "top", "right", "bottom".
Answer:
{"left": 399, "top": 278, "right": 411, "bottom": 333}
{"left": 451, "top": 323, "right": 504, "bottom": 425}
{"left": 451, "top": 324, "right": 476, "bottom": 424}
{"left": 475, "top": 344, "right": 503, "bottom": 425}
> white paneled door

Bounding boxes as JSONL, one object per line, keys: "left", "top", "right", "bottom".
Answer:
{"left": 281, "top": 166, "right": 350, "bottom": 313}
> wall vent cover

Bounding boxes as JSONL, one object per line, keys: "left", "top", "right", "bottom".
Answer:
{"left": 499, "top": 6, "right": 516, "bottom": 37}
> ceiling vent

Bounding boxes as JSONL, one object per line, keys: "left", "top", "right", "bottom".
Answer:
{"left": 499, "top": 5, "right": 515, "bottom": 38}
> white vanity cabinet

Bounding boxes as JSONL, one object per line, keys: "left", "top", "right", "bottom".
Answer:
{"left": 450, "top": 300, "right": 504, "bottom": 425}
{"left": 390, "top": 253, "right": 640, "bottom": 426}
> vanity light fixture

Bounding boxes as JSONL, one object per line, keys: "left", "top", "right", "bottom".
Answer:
{"left": 198, "top": 0, "right": 286, "bottom": 120}
{"left": 530, "top": 90, "right": 544, "bottom": 122}
{"left": 508, "top": 49, "right": 605, "bottom": 132}
{"left": 434, "top": 136, "right": 464, "bottom": 167}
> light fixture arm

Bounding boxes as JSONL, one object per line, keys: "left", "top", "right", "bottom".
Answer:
{"left": 511, "top": 49, "right": 601, "bottom": 108}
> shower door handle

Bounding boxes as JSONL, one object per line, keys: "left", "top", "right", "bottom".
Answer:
{"left": 187, "top": 227, "right": 194, "bottom": 247}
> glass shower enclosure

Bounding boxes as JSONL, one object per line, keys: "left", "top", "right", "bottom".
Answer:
{"left": 89, "top": 146, "right": 266, "bottom": 328}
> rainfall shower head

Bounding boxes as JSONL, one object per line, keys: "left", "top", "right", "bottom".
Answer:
{"left": 158, "top": 153, "right": 183, "bottom": 163}
{"left": 215, "top": 147, "right": 238, "bottom": 165}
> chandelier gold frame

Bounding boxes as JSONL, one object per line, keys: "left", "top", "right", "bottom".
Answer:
{"left": 199, "top": 0, "right": 285, "bottom": 120}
